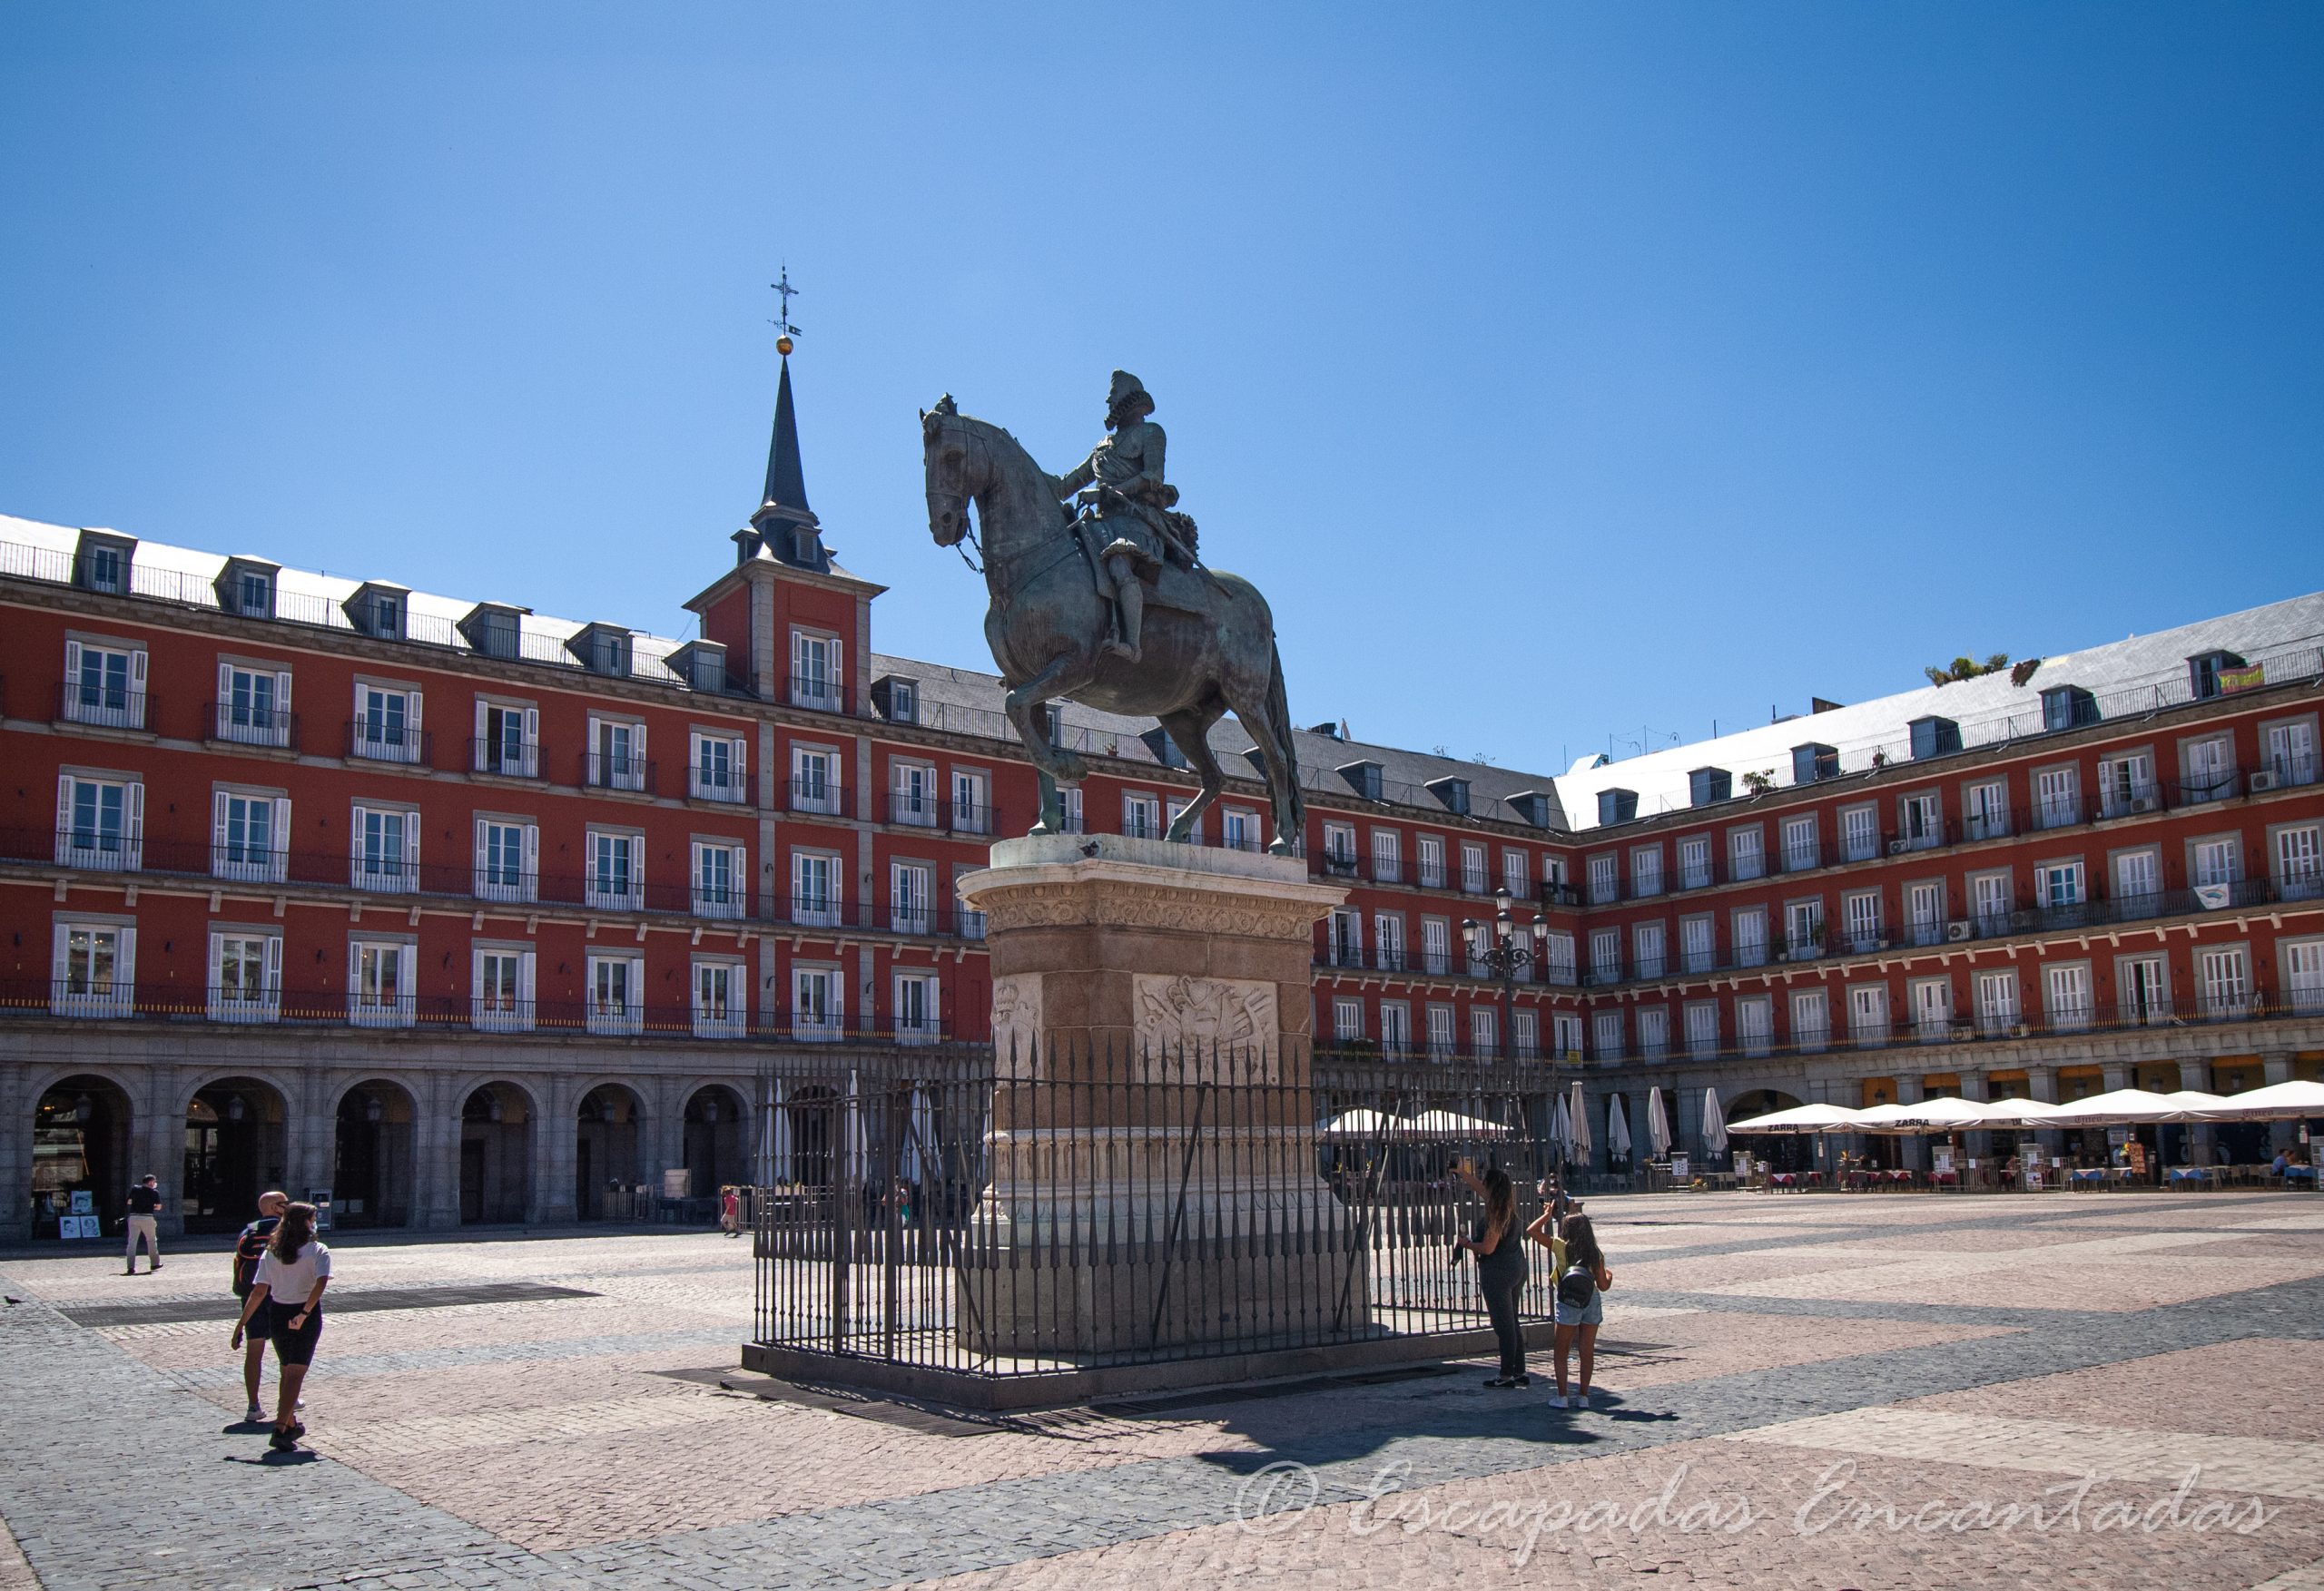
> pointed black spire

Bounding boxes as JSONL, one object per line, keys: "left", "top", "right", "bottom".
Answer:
{"left": 758, "top": 356, "right": 813, "bottom": 524}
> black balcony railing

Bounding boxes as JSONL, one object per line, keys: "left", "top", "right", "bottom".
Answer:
{"left": 2168, "top": 772, "right": 2241, "bottom": 807}
{"left": 789, "top": 779, "right": 849, "bottom": 815}
{"left": 582, "top": 751, "right": 654, "bottom": 793}
{"left": 470, "top": 738, "right": 543, "bottom": 779}
{"left": 347, "top": 718, "right": 431, "bottom": 766}
{"left": 687, "top": 766, "right": 753, "bottom": 804}
{"left": 57, "top": 682, "right": 151, "bottom": 732}
{"left": 211, "top": 702, "right": 298, "bottom": 750}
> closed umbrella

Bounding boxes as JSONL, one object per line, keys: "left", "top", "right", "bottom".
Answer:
{"left": 1547, "top": 1093, "right": 1571, "bottom": 1163}
{"left": 908, "top": 1086, "right": 940, "bottom": 1183}
{"left": 765, "top": 1080, "right": 793, "bottom": 1184}
{"left": 1608, "top": 1094, "right": 1633, "bottom": 1164}
{"left": 1646, "top": 1086, "right": 1672, "bottom": 1159}
{"left": 1568, "top": 1081, "right": 1592, "bottom": 1167}
{"left": 843, "top": 1070, "right": 870, "bottom": 1188}
{"left": 1701, "top": 1088, "right": 1729, "bottom": 1156}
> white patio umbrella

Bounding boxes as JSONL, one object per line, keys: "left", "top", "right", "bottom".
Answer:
{"left": 2215, "top": 1079, "right": 2324, "bottom": 1120}
{"left": 1725, "top": 1102, "right": 1864, "bottom": 1134}
{"left": 1645, "top": 1086, "right": 1672, "bottom": 1159}
{"left": 1608, "top": 1094, "right": 1633, "bottom": 1164}
{"left": 2040, "top": 1087, "right": 2234, "bottom": 1127}
{"left": 1568, "top": 1081, "right": 1593, "bottom": 1166}
{"left": 1409, "top": 1108, "right": 1512, "bottom": 1138}
{"left": 1853, "top": 1096, "right": 2010, "bottom": 1134}
{"left": 1700, "top": 1088, "right": 1729, "bottom": 1155}
{"left": 1322, "top": 1106, "right": 1409, "bottom": 1141}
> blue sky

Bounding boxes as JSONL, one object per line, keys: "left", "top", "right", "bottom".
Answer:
{"left": 3, "top": 3, "right": 2318, "bottom": 775}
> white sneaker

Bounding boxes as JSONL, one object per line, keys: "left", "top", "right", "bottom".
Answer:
{"left": 1569, "top": 1392, "right": 1585, "bottom": 1410}
{"left": 295, "top": 1399, "right": 305, "bottom": 1411}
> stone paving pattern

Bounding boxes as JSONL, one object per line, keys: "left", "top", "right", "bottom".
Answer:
{"left": 4, "top": 1195, "right": 2324, "bottom": 1586}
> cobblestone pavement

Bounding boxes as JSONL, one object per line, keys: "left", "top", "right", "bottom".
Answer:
{"left": 5, "top": 1195, "right": 2324, "bottom": 1588}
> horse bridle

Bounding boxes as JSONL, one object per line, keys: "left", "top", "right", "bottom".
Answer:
{"left": 931, "top": 417, "right": 988, "bottom": 575}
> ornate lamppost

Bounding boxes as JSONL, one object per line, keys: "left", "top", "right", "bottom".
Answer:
{"left": 1461, "top": 889, "right": 1548, "bottom": 1065}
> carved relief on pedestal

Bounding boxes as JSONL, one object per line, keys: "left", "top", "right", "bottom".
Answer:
{"left": 990, "top": 975, "right": 1044, "bottom": 1076}
{"left": 1132, "top": 973, "right": 1278, "bottom": 1061}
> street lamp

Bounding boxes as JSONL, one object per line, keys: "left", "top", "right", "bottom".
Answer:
{"left": 1461, "top": 889, "right": 1548, "bottom": 1064}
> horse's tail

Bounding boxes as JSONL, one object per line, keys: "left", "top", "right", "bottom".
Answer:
{"left": 1263, "top": 639, "right": 1306, "bottom": 840}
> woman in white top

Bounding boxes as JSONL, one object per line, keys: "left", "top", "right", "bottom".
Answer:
{"left": 231, "top": 1201, "right": 331, "bottom": 1452}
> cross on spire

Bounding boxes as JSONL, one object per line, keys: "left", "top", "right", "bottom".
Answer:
{"left": 769, "top": 265, "right": 803, "bottom": 348}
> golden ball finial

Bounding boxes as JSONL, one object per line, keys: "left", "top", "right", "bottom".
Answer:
{"left": 775, "top": 335, "right": 794, "bottom": 357}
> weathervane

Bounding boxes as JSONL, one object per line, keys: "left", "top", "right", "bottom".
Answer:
{"left": 769, "top": 265, "right": 803, "bottom": 355}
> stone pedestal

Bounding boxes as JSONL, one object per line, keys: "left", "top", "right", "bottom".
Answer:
{"left": 951, "top": 834, "right": 1364, "bottom": 1360}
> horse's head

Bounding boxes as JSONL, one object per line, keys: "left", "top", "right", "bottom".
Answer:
{"left": 921, "top": 396, "right": 973, "bottom": 547}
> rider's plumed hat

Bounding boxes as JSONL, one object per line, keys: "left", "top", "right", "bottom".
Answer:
{"left": 1107, "top": 370, "right": 1154, "bottom": 418}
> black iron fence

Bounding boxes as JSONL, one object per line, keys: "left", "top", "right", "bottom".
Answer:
{"left": 750, "top": 1045, "right": 1571, "bottom": 1380}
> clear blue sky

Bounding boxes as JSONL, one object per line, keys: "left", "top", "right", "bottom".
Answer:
{"left": 4, "top": 4, "right": 2318, "bottom": 775}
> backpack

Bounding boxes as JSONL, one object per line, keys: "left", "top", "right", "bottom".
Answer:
{"left": 232, "top": 1218, "right": 279, "bottom": 1297}
{"left": 1556, "top": 1264, "right": 1597, "bottom": 1311}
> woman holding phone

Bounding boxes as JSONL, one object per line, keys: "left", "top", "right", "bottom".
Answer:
{"left": 1452, "top": 1159, "right": 1530, "bottom": 1388}
{"left": 231, "top": 1200, "right": 331, "bottom": 1452}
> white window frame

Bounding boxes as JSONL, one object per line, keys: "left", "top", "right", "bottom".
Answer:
{"left": 2044, "top": 962, "right": 2093, "bottom": 1031}
{"left": 791, "top": 743, "right": 842, "bottom": 814}
{"left": 693, "top": 958, "right": 750, "bottom": 1039}
{"left": 1781, "top": 815, "right": 1818, "bottom": 872}
{"left": 1736, "top": 995, "right": 1772, "bottom": 1056}
{"left": 789, "top": 628, "right": 844, "bottom": 712}
{"left": 586, "top": 952, "right": 645, "bottom": 1036}
{"left": 1416, "top": 834, "right": 1446, "bottom": 889}
{"left": 1678, "top": 835, "right": 1711, "bottom": 889}
{"left": 689, "top": 729, "right": 749, "bottom": 803}
{"left": 350, "top": 802, "right": 420, "bottom": 892}
{"left": 1636, "top": 1005, "right": 1669, "bottom": 1059}
{"left": 1728, "top": 825, "right": 1764, "bottom": 880}
{"left": 352, "top": 681, "right": 424, "bottom": 765}
{"left": 1840, "top": 804, "right": 1880, "bottom": 862}
{"left": 212, "top": 788, "right": 290, "bottom": 885}
{"left": 1461, "top": 842, "right": 1489, "bottom": 895}
{"left": 207, "top": 929, "right": 281, "bottom": 1024}
{"left": 1964, "top": 778, "right": 2010, "bottom": 840}
{"left": 1333, "top": 997, "right": 1365, "bottom": 1044}
{"left": 790, "top": 850, "right": 842, "bottom": 928}
{"left": 2198, "top": 945, "right": 2250, "bottom": 1018}
{"left": 1974, "top": 969, "right": 2020, "bottom": 1033}
{"left": 2097, "top": 751, "right": 2156, "bottom": 818}
{"left": 1679, "top": 914, "right": 1714, "bottom": 974}
{"left": 693, "top": 839, "right": 749, "bottom": 920}
{"left": 893, "top": 969, "right": 941, "bottom": 1043}
{"left": 1790, "top": 988, "right": 1829, "bottom": 1052}
{"left": 1847, "top": 984, "right": 1890, "bottom": 1045}
{"left": 1587, "top": 854, "right": 1618, "bottom": 905}
{"left": 1731, "top": 907, "right": 1768, "bottom": 967}
{"left": 1371, "top": 828, "right": 1402, "bottom": 884}
{"left": 1425, "top": 1003, "right": 1456, "bottom": 1058}
{"left": 2034, "top": 764, "right": 2080, "bottom": 830}
{"left": 2285, "top": 938, "right": 2324, "bottom": 1016}
{"left": 587, "top": 713, "right": 647, "bottom": 792}
{"left": 1470, "top": 1006, "right": 1497, "bottom": 1058}
{"left": 585, "top": 827, "right": 644, "bottom": 912}
{"left": 2277, "top": 823, "right": 2324, "bottom": 900}
{"left": 891, "top": 760, "right": 938, "bottom": 826}
{"left": 1223, "top": 806, "right": 1259, "bottom": 852}
{"left": 472, "top": 946, "right": 536, "bottom": 1033}
{"left": 792, "top": 962, "right": 845, "bottom": 1037}
{"left": 473, "top": 699, "right": 540, "bottom": 778}
{"left": 1631, "top": 920, "right": 1666, "bottom": 979}
{"left": 1683, "top": 999, "right": 1718, "bottom": 1056}
{"left": 1124, "top": 791, "right": 1161, "bottom": 840}
{"left": 950, "top": 767, "right": 992, "bottom": 835}
{"left": 891, "top": 859, "right": 935, "bottom": 935}
{"left": 1630, "top": 845, "right": 1663, "bottom": 898}
{"left": 1591, "top": 1008, "right": 1624, "bottom": 1061}
{"left": 50, "top": 919, "right": 134, "bottom": 1018}
{"left": 1512, "top": 1008, "right": 1539, "bottom": 1061}
{"left": 1380, "top": 1001, "right": 1412, "bottom": 1056}
{"left": 217, "top": 661, "right": 292, "bottom": 748}
{"left": 348, "top": 938, "right": 417, "bottom": 1028}
{"left": 1841, "top": 889, "right": 1883, "bottom": 952}
{"left": 62, "top": 636, "right": 148, "bottom": 730}
{"left": 55, "top": 771, "right": 143, "bottom": 872}
{"left": 473, "top": 816, "right": 539, "bottom": 904}
{"left": 1502, "top": 849, "right": 1531, "bottom": 899}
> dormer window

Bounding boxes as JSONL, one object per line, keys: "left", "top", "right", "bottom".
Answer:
{"left": 239, "top": 571, "right": 271, "bottom": 614}
{"left": 1338, "top": 761, "right": 1384, "bottom": 801}
{"left": 1907, "top": 716, "right": 1964, "bottom": 758}
{"left": 874, "top": 676, "right": 921, "bottom": 724}
{"left": 1687, "top": 769, "right": 1731, "bottom": 808}
{"left": 566, "top": 623, "right": 634, "bottom": 678}
{"left": 1597, "top": 788, "right": 1639, "bottom": 826}
{"left": 458, "top": 603, "right": 527, "bottom": 661}
{"left": 1144, "top": 728, "right": 1189, "bottom": 770}
{"left": 1791, "top": 742, "right": 1839, "bottom": 783}
{"left": 2187, "top": 650, "right": 2246, "bottom": 701}
{"left": 1426, "top": 775, "right": 1471, "bottom": 816}
{"left": 216, "top": 558, "right": 281, "bottom": 619}
{"left": 345, "top": 583, "right": 410, "bottom": 641}
{"left": 74, "top": 532, "right": 133, "bottom": 594}
{"left": 2037, "top": 687, "right": 2095, "bottom": 732}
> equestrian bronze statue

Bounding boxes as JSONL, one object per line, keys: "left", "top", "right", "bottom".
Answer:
{"left": 921, "top": 375, "right": 1306, "bottom": 853}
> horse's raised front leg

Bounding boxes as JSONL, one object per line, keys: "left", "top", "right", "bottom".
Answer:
{"left": 1003, "top": 653, "right": 1095, "bottom": 835}
{"left": 1158, "top": 700, "right": 1228, "bottom": 844}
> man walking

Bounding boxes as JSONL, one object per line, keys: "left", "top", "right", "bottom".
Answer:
{"left": 232, "top": 1191, "right": 289, "bottom": 1422}
{"left": 123, "top": 1174, "right": 163, "bottom": 1274}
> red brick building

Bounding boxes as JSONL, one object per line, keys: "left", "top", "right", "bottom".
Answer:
{"left": 5, "top": 358, "right": 2320, "bottom": 1237}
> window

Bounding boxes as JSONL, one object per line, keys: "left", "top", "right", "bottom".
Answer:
{"left": 1503, "top": 850, "right": 1531, "bottom": 899}
{"left": 2286, "top": 940, "right": 2324, "bottom": 1015}
{"left": 1630, "top": 845, "right": 1663, "bottom": 898}
{"left": 1736, "top": 996, "right": 1772, "bottom": 1056}
{"left": 212, "top": 790, "right": 288, "bottom": 884}
{"left": 2098, "top": 753, "right": 2155, "bottom": 818}
{"left": 217, "top": 663, "right": 291, "bottom": 747}
{"left": 586, "top": 953, "right": 644, "bottom": 1036}
{"left": 350, "top": 804, "right": 419, "bottom": 891}
{"left": 1909, "top": 977, "right": 1951, "bottom": 1040}
{"left": 54, "top": 772, "right": 143, "bottom": 870}
{"left": 474, "top": 818, "right": 537, "bottom": 903}
{"left": 951, "top": 769, "right": 991, "bottom": 834}
{"left": 2266, "top": 721, "right": 2318, "bottom": 787}
{"left": 82, "top": 544, "right": 123, "bottom": 593}
{"left": 1790, "top": 989, "right": 1829, "bottom": 1051}
{"left": 1589, "top": 928, "right": 1620, "bottom": 982}
{"left": 1732, "top": 908, "right": 1768, "bottom": 967}
{"left": 2278, "top": 825, "right": 2323, "bottom": 900}
{"left": 694, "top": 840, "right": 748, "bottom": 919}
{"left": 1333, "top": 997, "right": 1365, "bottom": 1045}
{"left": 1471, "top": 1007, "right": 1497, "bottom": 1058}
{"left": 62, "top": 638, "right": 147, "bottom": 729}
{"left": 1380, "top": 1001, "right": 1412, "bottom": 1056}
{"left": 694, "top": 960, "right": 749, "bottom": 1038}
{"left": 1680, "top": 915, "right": 1713, "bottom": 974}
{"left": 1679, "top": 836, "right": 1711, "bottom": 889}
{"left": 2035, "top": 861, "right": 2085, "bottom": 910}
{"left": 1223, "top": 807, "right": 1258, "bottom": 852}
{"left": 1841, "top": 805, "right": 1879, "bottom": 862}
{"left": 1636, "top": 1006, "right": 1669, "bottom": 1059}
{"left": 1971, "top": 870, "right": 2012, "bottom": 932}
{"left": 474, "top": 948, "right": 534, "bottom": 1032}
{"left": 791, "top": 746, "right": 841, "bottom": 813}
{"left": 1551, "top": 1011, "right": 1583, "bottom": 1062}
{"left": 51, "top": 921, "right": 133, "bottom": 1017}
{"left": 349, "top": 939, "right": 415, "bottom": 1028}
{"left": 1425, "top": 1004, "right": 1455, "bottom": 1058}
{"left": 1848, "top": 985, "right": 1890, "bottom": 1045}
{"left": 353, "top": 683, "right": 423, "bottom": 764}
{"left": 792, "top": 965, "right": 844, "bottom": 1036}
{"left": 474, "top": 702, "right": 538, "bottom": 777}
{"left": 887, "top": 680, "right": 919, "bottom": 724}
{"left": 588, "top": 715, "right": 646, "bottom": 792}
{"left": 2121, "top": 955, "right": 2169, "bottom": 1024}
{"left": 1543, "top": 930, "right": 1576, "bottom": 985}
{"left": 791, "top": 850, "right": 841, "bottom": 928}
{"left": 2192, "top": 839, "right": 2240, "bottom": 888}
{"left": 1781, "top": 815, "right": 1818, "bottom": 872}
{"left": 1965, "top": 780, "right": 2009, "bottom": 840}
{"left": 1591, "top": 1009, "right": 1624, "bottom": 1061}
{"left": 891, "top": 860, "right": 934, "bottom": 933}
{"left": 1125, "top": 793, "right": 1162, "bottom": 840}
{"left": 2112, "top": 849, "right": 2160, "bottom": 913}
{"left": 2045, "top": 963, "right": 2093, "bottom": 1030}
{"left": 1906, "top": 881, "right": 1945, "bottom": 947}
{"left": 208, "top": 931, "right": 280, "bottom": 1023}
{"left": 1417, "top": 835, "right": 1446, "bottom": 888}
{"left": 1326, "top": 908, "right": 1363, "bottom": 968}
{"left": 691, "top": 732, "right": 748, "bottom": 802}
{"left": 1728, "top": 826, "right": 1764, "bottom": 881}
{"left": 1588, "top": 854, "right": 1618, "bottom": 905}
{"left": 1374, "top": 912, "right": 1406, "bottom": 971}
{"left": 2035, "top": 767, "right": 2080, "bottom": 830}
{"left": 1899, "top": 792, "right": 1941, "bottom": 849}
{"left": 2198, "top": 947, "right": 2250, "bottom": 1017}
{"left": 1422, "top": 918, "right": 1452, "bottom": 976}
{"left": 1975, "top": 969, "right": 2020, "bottom": 1032}
{"left": 894, "top": 972, "right": 940, "bottom": 1042}
{"left": 1632, "top": 921, "right": 1666, "bottom": 979}
{"left": 790, "top": 630, "right": 843, "bottom": 712}
{"left": 236, "top": 569, "right": 272, "bottom": 615}
{"left": 2181, "top": 736, "right": 2235, "bottom": 802}
{"left": 1058, "top": 785, "right": 1085, "bottom": 833}
{"left": 1512, "top": 1010, "right": 1539, "bottom": 1060}
{"left": 1842, "top": 890, "right": 1883, "bottom": 952}
{"left": 891, "top": 761, "right": 937, "bottom": 825}
{"left": 1785, "top": 899, "right": 1824, "bottom": 956}
{"left": 1683, "top": 1001, "right": 1718, "bottom": 1056}
{"left": 1371, "top": 829, "right": 1402, "bottom": 883}
{"left": 586, "top": 829, "right": 642, "bottom": 911}
{"left": 1461, "top": 843, "right": 1488, "bottom": 894}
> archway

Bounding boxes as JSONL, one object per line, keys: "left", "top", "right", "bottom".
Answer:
{"left": 576, "top": 1085, "right": 644, "bottom": 1222}
{"left": 459, "top": 1083, "right": 533, "bottom": 1224}
{"left": 683, "top": 1085, "right": 747, "bottom": 1200}
{"left": 31, "top": 1075, "right": 133, "bottom": 1241}
{"left": 333, "top": 1081, "right": 417, "bottom": 1229}
{"left": 783, "top": 1085, "right": 838, "bottom": 1190}
{"left": 1725, "top": 1086, "right": 1811, "bottom": 1174}
{"left": 183, "top": 1077, "right": 289, "bottom": 1233}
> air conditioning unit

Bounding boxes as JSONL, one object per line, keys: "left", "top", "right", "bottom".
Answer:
{"left": 1945, "top": 921, "right": 1974, "bottom": 943}
{"left": 2128, "top": 795, "right": 2160, "bottom": 814}
{"left": 2250, "top": 771, "right": 2280, "bottom": 793}
{"left": 1886, "top": 840, "right": 1908, "bottom": 856}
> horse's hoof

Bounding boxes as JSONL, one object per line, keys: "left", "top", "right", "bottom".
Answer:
{"left": 1054, "top": 754, "right": 1088, "bottom": 782}
{"left": 1267, "top": 840, "right": 1295, "bottom": 858}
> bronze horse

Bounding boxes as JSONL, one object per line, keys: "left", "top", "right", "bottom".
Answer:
{"left": 921, "top": 400, "right": 1305, "bottom": 853}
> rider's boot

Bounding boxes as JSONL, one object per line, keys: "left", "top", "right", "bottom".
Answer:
{"left": 1104, "top": 562, "right": 1142, "bottom": 663}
